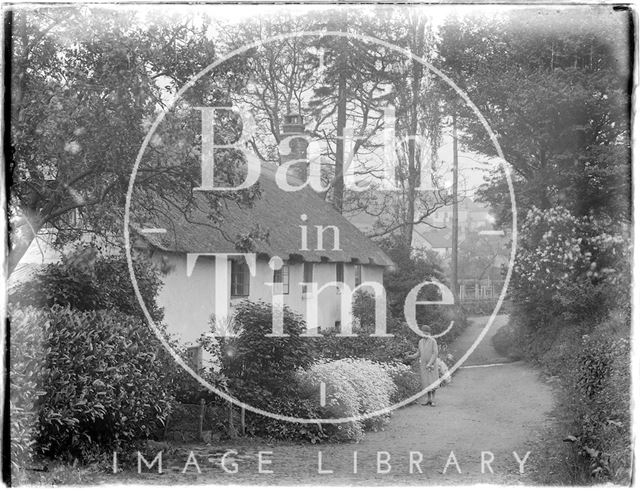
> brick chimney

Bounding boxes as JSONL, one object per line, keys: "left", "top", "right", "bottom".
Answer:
{"left": 279, "top": 113, "right": 309, "bottom": 182}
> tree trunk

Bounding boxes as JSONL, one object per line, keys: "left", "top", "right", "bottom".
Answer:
{"left": 401, "top": 17, "right": 425, "bottom": 248}
{"left": 451, "top": 110, "right": 459, "bottom": 304}
{"left": 7, "top": 12, "right": 36, "bottom": 276}
{"left": 333, "top": 60, "right": 347, "bottom": 214}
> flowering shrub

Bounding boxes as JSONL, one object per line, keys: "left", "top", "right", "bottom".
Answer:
{"left": 298, "top": 358, "right": 396, "bottom": 441}
{"left": 513, "top": 206, "right": 630, "bottom": 326}
{"left": 501, "top": 204, "right": 631, "bottom": 484}
{"left": 297, "top": 363, "right": 363, "bottom": 442}
{"left": 330, "top": 358, "right": 395, "bottom": 430}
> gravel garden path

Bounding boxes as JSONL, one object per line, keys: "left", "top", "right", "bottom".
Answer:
{"left": 104, "top": 314, "right": 556, "bottom": 485}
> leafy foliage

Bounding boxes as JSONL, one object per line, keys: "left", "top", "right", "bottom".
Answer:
{"left": 438, "top": 9, "right": 631, "bottom": 225}
{"left": 218, "top": 301, "right": 315, "bottom": 401}
{"left": 560, "top": 320, "right": 630, "bottom": 483}
{"left": 512, "top": 206, "right": 630, "bottom": 327}
{"left": 575, "top": 332, "right": 631, "bottom": 482}
{"left": 242, "top": 396, "right": 327, "bottom": 443}
{"left": 9, "top": 307, "right": 44, "bottom": 472}
{"left": 297, "top": 358, "right": 396, "bottom": 441}
{"left": 202, "top": 301, "right": 324, "bottom": 442}
{"left": 10, "top": 246, "right": 164, "bottom": 321}
{"left": 382, "top": 361, "right": 421, "bottom": 404}
{"left": 10, "top": 306, "right": 176, "bottom": 463}
{"left": 8, "top": 7, "right": 255, "bottom": 272}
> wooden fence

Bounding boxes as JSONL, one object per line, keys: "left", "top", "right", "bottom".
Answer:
{"left": 459, "top": 279, "right": 505, "bottom": 302}
{"left": 163, "top": 399, "right": 246, "bottom": 443}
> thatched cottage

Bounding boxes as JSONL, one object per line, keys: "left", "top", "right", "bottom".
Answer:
{"left": 137, "top": 115, "right": 394, "bottom": 343}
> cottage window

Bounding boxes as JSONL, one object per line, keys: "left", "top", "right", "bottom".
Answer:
{"left": 336, "top": 263, "right": 344, "bottom": 283}
{"left": 302, "top": 262, "right": 314, "bottom": 294}
{"left": 273, "top": 264, "right": 290, "bottom": 295}
{"left": 230, "top": 260, "right": 250, "bottom": 297}
{"left": 354, "top": 264, "right": 362, "bottom": 287}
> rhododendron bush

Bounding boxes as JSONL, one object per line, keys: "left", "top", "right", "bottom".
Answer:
{"left": 501, "top": 205, "right": 631, "bottom": 483}
{"left": 512, "top": 206, "right": 630, "bottom": 326}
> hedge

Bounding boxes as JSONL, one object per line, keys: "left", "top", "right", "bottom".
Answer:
{"left": 10, "top": 305, "right": 176, "bottom": 464}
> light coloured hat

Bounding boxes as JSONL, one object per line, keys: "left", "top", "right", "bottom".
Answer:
{"left": 420, "top": 324, "right": 432, "bottom": 334}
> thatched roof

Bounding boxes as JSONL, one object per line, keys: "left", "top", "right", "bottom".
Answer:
{"left": 138, "top": 164, "right": 394, "bottom": 267}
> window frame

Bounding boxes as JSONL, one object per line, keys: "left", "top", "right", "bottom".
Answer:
{"left": 302, "top": 262, "right": 314, "bottom": 294}
{"left": 230, "top": 260, "right": 250, "bottom": 297}
{"left": 336, "top": 262, "right": 344, "bottom": 283}
{"left": 273, "top": 263, "right": 290, "bottom": 295}
{"left": 354, "top": 264, "right": 362, "bottom": 287}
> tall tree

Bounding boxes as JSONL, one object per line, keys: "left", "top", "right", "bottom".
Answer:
{"left": 7, "top": 7, "right": 253, "bottom": 273}
{"left": 350, "top": 9, "right": 457, "bottom": 254}
{"left": 437, "top": 8, "right": 631, "bottom": 226}
{"left": 215, "top": 15, "right": 322, "bottom": 163}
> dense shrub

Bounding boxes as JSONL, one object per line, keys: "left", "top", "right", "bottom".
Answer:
{"left": 10, "top": 306, "right": 175, "bottom": 462}
{"left": 570, "top": 325, "right": 631, "bottom": 482}
{"left": 382, "top": 362, "right": 421, "bottom": 404}
{"left": 164, "top": 358, "right": 230, "bottom": 406}
{"left": 511, "top": 207, "right": 630, "bottom": 327}
{"left": 249, "top": 395, "right": 328, "bottom": 443}
{"left": 298, "top": 358, "right": 396, "bottom": 441}
{"left": 9, "top": 246, "right": 164, "bottom": 321}
{"left": 204, "top": 301, "right": 322, "bottom": 441}
{"left": 216, "top": 301, "right": 315, "bottom": 400}
{"left": 315, "top": 315, "right": 417, "bottom": 363}
{"left": 9, "top": 307, "right": 45, "bottom": 472}
{"left": 493, "top": 309, "right": 631, "bottom": 484}
{"left": 297, "top": 363, "right": 363, "bottom": 442}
